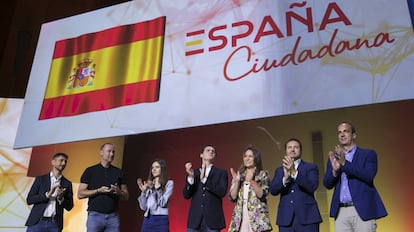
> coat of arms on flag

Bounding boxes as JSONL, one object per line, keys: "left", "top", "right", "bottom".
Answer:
{"left": 39, "top": 16, "right": 166, "bottom": 120}
{"left": 67, "top": 58, "right": 95, "bottom": 89}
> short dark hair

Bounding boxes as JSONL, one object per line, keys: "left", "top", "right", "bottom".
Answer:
{"left": 201, "top": 145, "right": 216, "bottom": 154}
{"left": 339, "top": 121, "right": 356, "bottom": 134}
{"left": 52, "top": 152, "right": 68, "bottom": 160}
{"left": 284, "top": 138, "right": 302, "bottom": 151}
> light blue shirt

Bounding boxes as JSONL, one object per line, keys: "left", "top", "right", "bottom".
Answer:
{"left": 340, "top": 146, "right": 356, "bottom": 203}
{"left": 138, "top": 180, "right": 174, "bottom": 217}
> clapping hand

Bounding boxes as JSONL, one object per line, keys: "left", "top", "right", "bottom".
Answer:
{"left": 56, "top": 187, "right": 66, "bottom": 200}
{"left": 230, "top": 168, "right": 240, "bottom": 182}
{"left": 282, "top": 155, "right": 295, "bottom": 180}
{"left": 328, "top": 145, "right": 345, "bottom": 176}
{"left": 137, "top": 178, "right": 148, "bottom": 192}
{"left": 110, "top": 183, "right": 122, "bottom": 195}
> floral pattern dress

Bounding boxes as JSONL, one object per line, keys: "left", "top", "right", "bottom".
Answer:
{"left": 228, "top": 170, "right": 272, "bottom": 232}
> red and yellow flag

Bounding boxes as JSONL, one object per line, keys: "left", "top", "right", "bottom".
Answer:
{"left": 39, "top": 16, "right": 166, "bottom": 120}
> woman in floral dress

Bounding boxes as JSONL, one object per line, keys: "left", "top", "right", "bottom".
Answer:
{"left": 228, "top": 146, "right": 272, "bottom": 232}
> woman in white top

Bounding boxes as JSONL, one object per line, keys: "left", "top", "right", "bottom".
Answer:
{"left": 137, "top": 159, "right": 174, "bottom": 232}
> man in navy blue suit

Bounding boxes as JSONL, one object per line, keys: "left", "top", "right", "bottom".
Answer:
{"left": 183, "top": 145, "right": 228, "bottom": 232}
{"left": 323, "top": 122, "right": 387, "bottom": 232}
{"left": 25, "top": 152, "right": 74, "bottom": 232}
{"left": 270, "top": 138, "right": 322, "bottom": 232}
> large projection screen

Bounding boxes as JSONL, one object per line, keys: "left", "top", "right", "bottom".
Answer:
{"left": 15, "top": 0, "right": 414, "bottom": 149}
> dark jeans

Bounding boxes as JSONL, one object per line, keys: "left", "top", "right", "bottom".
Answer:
{"left": 26, "top": 218, "right": 60, "bottom": 232}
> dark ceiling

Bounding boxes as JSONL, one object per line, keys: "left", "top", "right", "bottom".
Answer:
{"left": 0, "top": 0, "right": 129, "bottom": 98}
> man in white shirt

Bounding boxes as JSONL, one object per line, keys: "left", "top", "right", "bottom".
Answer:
{"left": 25, "top": 152, "right": 74, "bottom": 232}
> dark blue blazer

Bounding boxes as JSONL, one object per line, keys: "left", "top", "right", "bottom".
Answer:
{"left": 270, "top": 160, "right": 322, "bottom": 227}
{"left": 323, "top": 147, "right": 387, "bottom": 220}
{"left": 25, "top": 173, "right": 74, "bottom": 230}
{"left": 183, "top": 166, "right": 228, "bottom": 230}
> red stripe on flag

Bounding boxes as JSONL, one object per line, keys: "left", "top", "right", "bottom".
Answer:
{"left": 39, "top": 80, "right": 160, "bottom": 120}
{"left": 53, "top": 16, "right": 166, "bottom": 58}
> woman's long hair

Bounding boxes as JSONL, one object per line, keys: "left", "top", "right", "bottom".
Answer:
{"left": 147, "top": 159, "right": 169, "bottom": 192}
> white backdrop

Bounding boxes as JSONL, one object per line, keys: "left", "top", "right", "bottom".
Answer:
{"left": 15, "top": 0, "right": 414, "bottom": 148}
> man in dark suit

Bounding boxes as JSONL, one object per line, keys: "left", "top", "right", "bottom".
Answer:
{"left": 183, "top": 145, "right": 228, "bottom": 232}
{"left": 270, "top": 138, "right": 322, "bottom": 232}
{"left": 323, "top": 122, "right": 387, "bottom": 232}
{"left": 25, "top": 152, "right": 74, "bottom": 232}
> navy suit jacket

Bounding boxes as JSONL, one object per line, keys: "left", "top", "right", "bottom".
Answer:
{"left": 25, "top": 173, "right": 74, "bottom": 230}
{"left": 270, "top": 160, "right": 322, "bottom": 227}
{"left": 323, "top": 147, "right": 387, "bottom": 220}
{"left": 183, "top": 166, "right": 228, "bottom": 230}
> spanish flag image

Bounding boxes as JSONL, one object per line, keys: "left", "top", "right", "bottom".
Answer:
{"left": 39, "top": 16, "right": 166, "bottom": 120}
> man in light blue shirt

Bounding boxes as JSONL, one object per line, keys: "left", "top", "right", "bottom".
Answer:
{"left": 323, "top": 122, "right": 387, "bottom": 232}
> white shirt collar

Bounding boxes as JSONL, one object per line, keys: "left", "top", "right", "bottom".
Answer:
{"left": 294, "top": 159, "right": 301, "bottom": 170}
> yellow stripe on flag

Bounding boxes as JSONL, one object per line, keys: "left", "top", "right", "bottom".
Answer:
{"left": 45, "top": 36, "right": 163, "bottom": 98}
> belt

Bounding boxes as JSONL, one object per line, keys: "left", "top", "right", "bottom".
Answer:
{"left": 339, "top": 202, "right": 354, "bottom": 207}
{"left": 41, "top": 216, "right": 55, "bottom": 221}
